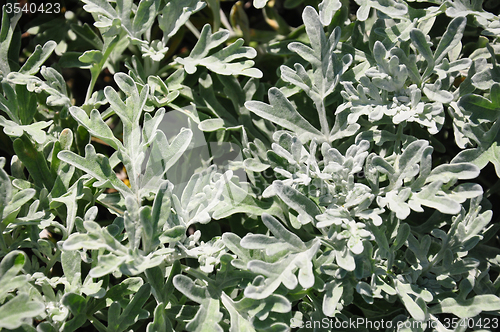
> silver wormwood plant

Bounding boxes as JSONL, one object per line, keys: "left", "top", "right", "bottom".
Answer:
{"left": 0, "top": 0, "right": 499, "bottom": 331}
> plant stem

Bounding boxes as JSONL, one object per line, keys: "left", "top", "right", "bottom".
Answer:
{"left": 0, "top": 229, "right": 8, "bottom": 253}
{"left": 145, "top": 57, "right": 160, "bottom": 78}
{"left": 185, "top": 20, "right": 201, "bottom": 39}
{"left": 219, "top": 9, "right": 233, "bottom": 33}
{"left": 316, "top": 100, "right": 330, "bottom": 139}
{"left": 84, "top": 35, "right": 121, "bottom": 105}
{"left": 44, "top": 249, "right": 61, "bottom": 275}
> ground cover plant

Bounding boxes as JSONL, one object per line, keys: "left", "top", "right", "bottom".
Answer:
{"left": 1, "top": 0, "right": 500, "bottom": 331}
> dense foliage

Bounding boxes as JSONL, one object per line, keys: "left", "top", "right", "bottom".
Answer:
{"left": 1, "top": 0, "right": 500, "bottom": 331}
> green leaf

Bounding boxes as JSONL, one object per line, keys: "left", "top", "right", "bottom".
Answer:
{"left": 79, "top": 50, "right": 103, "bottom": 64}
{"left": 410, "top": 29, "right": 433, "bottom": 65}
{"left": 196, "top": 72, "right": 239, "bottom": 127}
{"left": 141, "top": 128, "right": 193, "bottom": 194}
{"left": 41, "top": 67, "right": 71, "bottom": 107}
{"left": 89, "top": 253, "right": 126, "bottom": 278}
{"left": 176, "top": 24, "right": 262, "bottom": 78}
{"left": 355, "top": 0, "right": 407, "bottom": 21}
{"left": 158, "top": 0, "right": 205, "bottom": 39}
{"left": 213, "top": 180, "right": 279, "bottom": 220}
{"left": 60, "top": 52, "right": 88, "bottom": 68}
{"left": 293, "top": 6, "right": 329, "bottom": 68}
{"left": 387, "top": 140, "right": 429, "bottom": 189}
{"left": 0, "top": 158, "right": 12, "bottom": 218}
{"left": 147, "top": 303, "right": 173, "bottom": 332}
{"left": 5, "top": 69, "right": 71, "bottom": 109}
{"left": 230, "top": 293, "right": 291, "bottom": 322}
{"left": 0, "top": 115, "right": 52, "bottom": 144}
{"left": 426, "top": 163, "right": 480, "bottom": 183}
{"left": 15, "top": 85, "right": 37, "bottom": 125}
{"left": 104, "top": 277, "right": 144, "bottom": 307}
{"left": 51, "top": 179, "right": 85, "bottom": 235}
{"left": 411, "top": 181, "right": 462, "bottom": 214}
{"left": 101, "top": 284, "right": 152, "bottom": 331}
{"left": 430, "top": 294, "right": 500, "bottom": 318}
{"left": 459, "top": 94, "right": 500, "bottom": 124}
{"left": 220, "top": 293, "right": 257, "bottom": 332}
{"left": 199, "top": 118, "right": 225, "bottom": 132}
{"left": 410, "top": 28, "right": 434, "bottom": 79}
{"left": 244, "top": 240, "right": 320, "bottom": 299}
{"left": 0, "top": 83, "right": 18, "bottom": 122}
{"left": 61, "top": 293, "right": 87, "bottom": 332}
{"left": 222, "top": 233, "right": 252, "bottom": 262}
{"left": 173, "top": 275, "right": 223, "bottom": 332}
{"left": 0, "top": 251, "right": 27, "bottom": 298}
{"left": 36, "top": 322, "right": 57, "bottom": 332}
{"left": 165, "top": 260, "right": 181, "bottom": 301}
{"left": 58, "top": 144, "right": 133, "bottom": 196}
{"left": 133, "top": 0, "right": 159, "bottom": 36}
{"left": 392, "top": 223, "right": 410, "bottom": 251}
{"left": 0, "top": 8, "right": 21, "bottom": 78}
{"left": 434, "top": 16, "right": 467, "bottom": 64}
{"left": 284, "top": 7, "right": 352, "bottom": 138}
{"left": 261, "top": 214, "right": 307, "bottom": 250}
{"left": 395, "top": 280, "right": 427, "bottom": 321}
{"left": 61, "top": 250, "right": 81, "bottom": 285}
{"left": 273, "top": 180, "right": 321, "bottom": 225}
{"left": 69, "top": 107, "right": 123, "bottom": 151}
{"left": 142, "top": 108, "right": 166, "bottom": 145}
{"left": 80, "top": 0, "right": 117, "bottom": 20}
{"left": 80, "top": 0, "right": 149, "bottom": 38}
{"left": 148, "top": 77, "right": 179, "bottom": 107}
{"left": 471, "top": 44, "right": 500, "bottom": 90}
{"left": 318, "top": 0, "right": 341, "bottom": 26}
{"left": 245, "top": 88, "right": 323, "bottom": 142}
{"left": 0, "top": 293, "right": 45, "bottom": 329}
{"left": 323, "top": 281, "right": 343, "bottom": 316}
{"left": 243, "top": 158, "right": 269, "bottom": 172}
{"left": 104, "top": 73, "right": 147, "bottom": 125}
{"left": 335, "top": 246, "right": 355, "bottom": 271}
{"left": 108, "top": 302, "right": 121, "bottom": 331}
{"left": 356, "top": 281, "right": 374, "bottom": 304}
{"left": 70, "top": 23, "right": 103, "bottom": 49}
{"left": 13, "top": 138, "right": 54, "bottom": 190}
{"left": 422, "top": 81, "right": 453, "bottom": 103}
{"left": 19, "top": 41, "right": 57, "bottom": 75}
{"left": 116, "top": 283, "right": 151, "bottom": 331}
{"left": 3, "top": 198, "right": 43, "bottom": 233}
{"left": 150, "top": 182, "right": 173, "bottom": 232}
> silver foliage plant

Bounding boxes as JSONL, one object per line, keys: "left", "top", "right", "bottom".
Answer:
{"left": 0, "top": 0, "right": 499, "bottom": 331}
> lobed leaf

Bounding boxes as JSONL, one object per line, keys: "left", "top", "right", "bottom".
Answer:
{"left": 245, "top": 88, "right": 323, "bottom": 142}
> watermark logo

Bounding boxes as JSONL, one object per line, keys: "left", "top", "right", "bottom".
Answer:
{"left": 290, "top": 317, "right": 438, "bottom": 330}
{"left": 144, "top": 107, "right": 248, "bottom": 206}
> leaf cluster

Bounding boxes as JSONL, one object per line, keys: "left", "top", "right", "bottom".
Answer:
{"left": 0, "top": 0, "right": 499, "bottom": 331}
